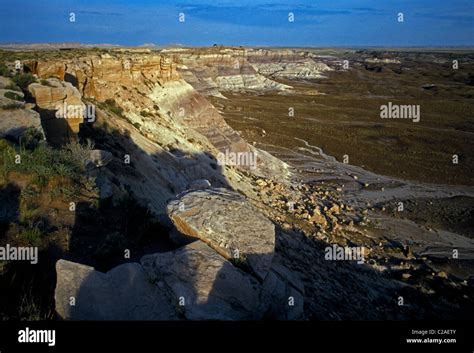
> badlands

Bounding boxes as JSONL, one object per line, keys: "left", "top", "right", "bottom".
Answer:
{"left": 0, "top": 45, "right": 473, "bottom": 320}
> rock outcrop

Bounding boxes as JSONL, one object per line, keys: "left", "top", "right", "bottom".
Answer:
{"left": 166, "top": 49, "right": 293, "bottom": 96}
{"left": 215, "top": 74, "right": 291, "bottom": 90}
{"left": 25, "top": 53, "right": 179, "bottom": 102}
{"left": 55, "top": 260, "right": 178, "bottom": 320}
{"left": 0, "top": 108, "right": 44, "bottom": 142}
{"left": 26, "top": 60, "right": 66, "bottom": 80}
{"left": 28, "top": 78, "right": 84, "bottom": 144}
{"left": 88, "top": 149, "right": 113, "bottom": 167}
{"left": 141, "top": 241, "right": 262, "bottom": 320}
{"left": 164, "top": 47, "right": 334, "bottom": 97}
{"left": 251, "top": 60, "right": 333, "bottom": 79}
{"left": 55, "top": 188, "right": 304, "bottom": 320}
{"left": 0, "top": 76, "right": 45, "bottom": 141}
{"left": 167, "top": 188, "right": 275, "bottom": 280}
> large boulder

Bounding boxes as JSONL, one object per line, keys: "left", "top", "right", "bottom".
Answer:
{"left": 186, "top": 178, "right": 211, "bottom": 191}
{"left": 55, "top": 260, "right": 178, "bottom": 320}
{"left": 167, "top": 188, "right": 275, "bottom": 280}
{"left": 55, "top": 241, "right": 265, "bottom": 320}
{"left": 28, "top": 78, "right": 84, "bottom": 144}
{"left": 141, "top": 241, "right": 262, "bottom": 320}
{"left": 0, "top": 83, "right": 25, "bottom": 110}
{"left": 0, "top": 108, "right": 44, "bottom": 142}
{"left": 28, "top": 78, "right": 83, "bottom": 113}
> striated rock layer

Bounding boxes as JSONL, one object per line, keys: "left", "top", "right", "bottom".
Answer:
{"left": 167, "top": 188, "right": 275, "bottom": 280}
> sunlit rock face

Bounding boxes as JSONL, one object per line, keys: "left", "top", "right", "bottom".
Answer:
{"left": 26, "top": 53, "right": 179, "bottom": 101}
{"left": 28, "top": 78, "right": 84, "bottom": 144}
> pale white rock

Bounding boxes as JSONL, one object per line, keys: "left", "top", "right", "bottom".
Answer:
{"left": 55, "top": 260, "right": 178, "bottom": 320}
{"left": 186, "top": 178, "right": 211, "bottom": 191}
{"left": 0, "top": 108, "right": 44, "bottom": 141}
{"left": 167, "top": 188, "right": 276, "bottom": 280}
{"left": 141, "top": 241, "right": 262, "bottom": 320}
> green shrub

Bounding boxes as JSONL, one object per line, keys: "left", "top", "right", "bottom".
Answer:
{"left": 40, "top": 79, "right": 54, "bottom": 87}
{"left": 20, "top": 127, "right": 43, "bottom": 150}
{"left": 102, "top": 99, "right": 124, "bottom": 117}
{"left": 20, "top": 226, "right": 42, "bottom": 246}
{"left": 65, "top": 139, "right": 94, "bottom": 166}
{"left": 0, "top": 62, "right": 10, "bottom": 77}
{"left": 4, "top": 91, "right": 23, "bottom": 101}
{"left": 140, "top": 110, "right": 153, "bottom": 117}
{"left": 132, "top": 122, "right": 141, "bottom": 130}
{"left": 11, "top": 72, "right": 36, "bottom": 90}
{"left": 2, "top": 142, "right": 85, "bottom": 186}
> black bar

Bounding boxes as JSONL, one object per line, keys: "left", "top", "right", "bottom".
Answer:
{"left": 0, "top": 321, "right": 472, "bottom": 353}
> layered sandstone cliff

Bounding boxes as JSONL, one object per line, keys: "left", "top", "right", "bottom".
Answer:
{"left": 163, "top": 47, "right": 333, "bottom": 97}
{"left": 22, "top": 51, "right": 290, "bottom": 216}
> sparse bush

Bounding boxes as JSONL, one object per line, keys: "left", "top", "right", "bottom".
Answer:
{"left": 20, "top": 127, "right": 43, "bottom": 150}
{"left": 11, "top": 72, "right": 36, "bottom": 90}
{"left": 132, "top": 122, "right": 141, "bottom": 130}
{"left": 21, "top": 184, "right": 40, "bottom": 200}
{"left": 18, "top": 289, "right": 43, "bottom": 320}
{"left": 40, "top": 79, "right": 54, "bottom": 87}
{"left": 103, "top": 99, "right": 125, "bottom": 117}
{"left": 4, "top": 91, "right": 23, "bottom": 101}
{"left": 0, "top": 62, "right": 10, "bottom": 77}
{"left": 65, "top": 139, "right": 95, "bottom": 166}
{"left": 20, "top": 226, "right": 42, "bottom": 246}
{"left": 3, "top": 142, "right": 85, "bottom": 187}
{"left": 140, "top": 110, "right": 153, "bottom": 117}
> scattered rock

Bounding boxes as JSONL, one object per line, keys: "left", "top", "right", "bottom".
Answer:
{"left": 309, "top": 207, "right": 328, "bottom": 228}
{"left": 437, "top": 271, "right": 448, "bottom": 279}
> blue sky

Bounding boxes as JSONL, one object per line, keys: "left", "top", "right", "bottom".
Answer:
{"left": 0, "top": 0, "right": 473, "bottom": 46}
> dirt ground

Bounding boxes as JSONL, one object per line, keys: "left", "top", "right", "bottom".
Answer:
{"left": 212, "top": 52, "right": 474, "bottom": 185}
